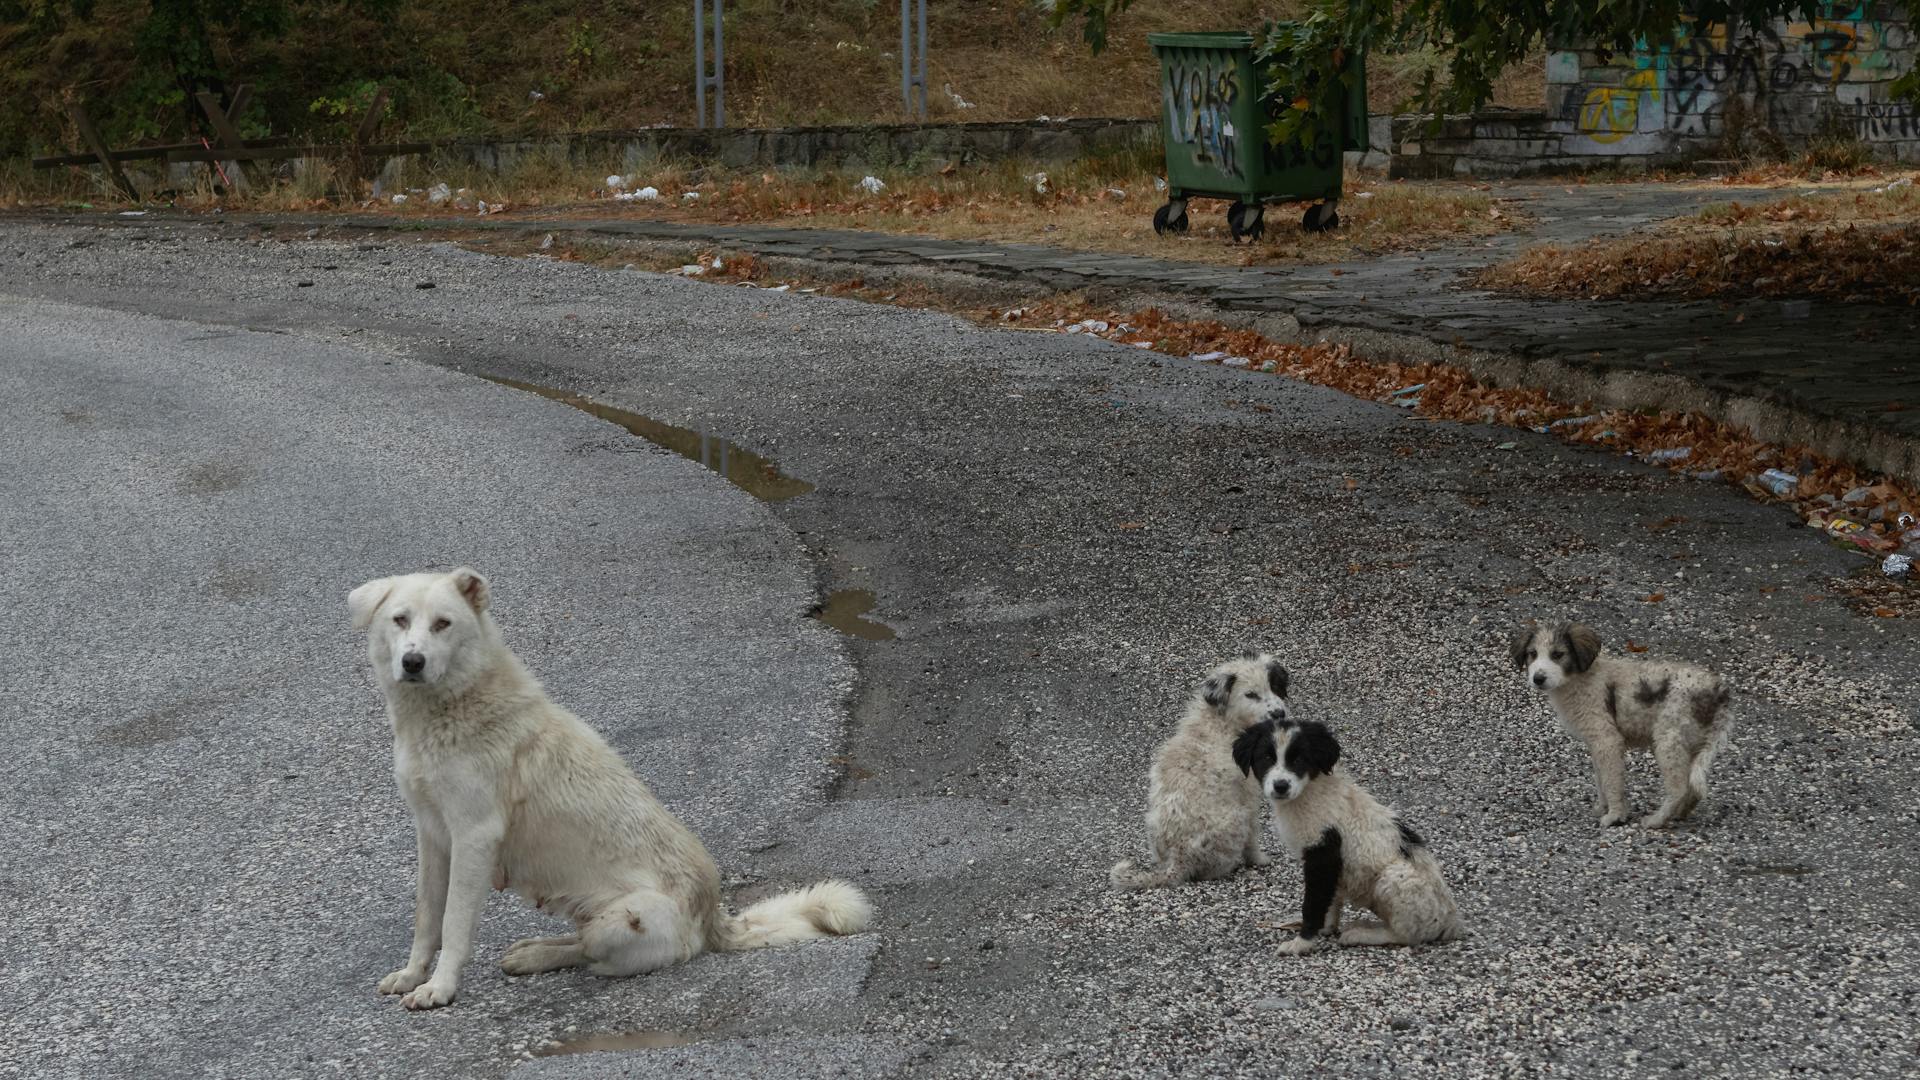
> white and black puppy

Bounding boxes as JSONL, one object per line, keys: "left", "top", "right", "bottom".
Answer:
{"left": 1233, "top": 719, "right": 1463, "bottom": 953}
{"left": 1512, "top": 621, "right": 1733, "bottom": 829}
{"left": 1110, "top": 652, "right": 1291, "bottom": 891}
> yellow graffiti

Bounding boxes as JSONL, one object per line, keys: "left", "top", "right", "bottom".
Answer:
{"left": 1578, "top": 69, "right": 1661, "bottom": 143}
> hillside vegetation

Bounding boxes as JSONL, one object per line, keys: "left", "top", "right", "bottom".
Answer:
{"left": 1, "top": 1, "right": 1541, "bottom": 157}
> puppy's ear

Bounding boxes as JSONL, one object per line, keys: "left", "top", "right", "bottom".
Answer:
{"left": 347, "top": 577, "right": 396, "bottom": 631}
{"left": 1564, "top": 623, "right": 1601, "bottom": 673}
{"left": 1508, "top": 623, "right": 1537, "bottom": 670}
{"left": 1288, "top": 721, "right": 1342, "bottom": 777}
{"left": 1267, "top": 660, "right": 1289, "bottom": 698}
{"left": 1231, "top": 722, "right": 1274, "bottom": 778}
{"left": 1202, "top": 671, "right": 1237, "bottom": 710}
{"left": 1239, "top": 648, "right": 1262, "bottom": 661}
{"left": 449, "top": 567, "right": 490, "bottom": 614}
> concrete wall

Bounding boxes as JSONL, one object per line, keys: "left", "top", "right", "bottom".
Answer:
{"left": 430, "top": 118, "right": 1158, "bottom": 175}
{"left": 1392, "top": 1, "right": 1918, "bottom": 177}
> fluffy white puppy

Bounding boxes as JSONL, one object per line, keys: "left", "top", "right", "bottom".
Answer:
{"left": 1110, "top": 652, "right": 1290, "bottom": 891}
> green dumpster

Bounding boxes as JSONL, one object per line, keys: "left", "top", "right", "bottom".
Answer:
{"left": 1147, "top": 30, "right": 1367, "bottom": 238}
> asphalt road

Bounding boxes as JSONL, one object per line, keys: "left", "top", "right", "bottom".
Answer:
{"left": 0, "top": 292, "right": 858, "bottom": 1078}
{"left": 3, "top": 218, "right": 1917, "bottom": 1079}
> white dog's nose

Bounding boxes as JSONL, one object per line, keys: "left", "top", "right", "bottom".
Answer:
{"left": 401, "top": 652, "right": 426, "bottom": 678}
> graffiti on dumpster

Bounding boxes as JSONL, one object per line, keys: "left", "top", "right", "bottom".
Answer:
{"left": 1162, "top": 51, "right": 1243, "bottom": 177}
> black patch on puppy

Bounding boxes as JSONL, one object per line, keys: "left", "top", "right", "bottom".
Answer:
{"left": 1299, "top": 827, "right": 1343, "bottom": 939}
{"left": 1284, "top": 721, "right": 1341, "bottom": 778}
{"left": 1231, "top": 720, "right": 1278, "bottom": 779}
{"left": 1508, "top": 624, "right": 1536, "bottom": 670}
{"left": 1267, "top": 661, "right": 1289, "bottom": 697}
{"left": 1690, "top": 683, "right": 1730, "bottom": 728}
{"left": 1635, "top": 677, "right": 1671, "bottom": 706}
{"left": 1395, "top": 818, "right": 1425, "bottom": 856}
{"left": 1605, "top": 683, "right": 1619, "bottom": 720}
{"left": 1562, "top": 623, "right": 1602, "bottom": 673}
{"left": 1203, "top": 672, "right": 1238, "bottom": 710}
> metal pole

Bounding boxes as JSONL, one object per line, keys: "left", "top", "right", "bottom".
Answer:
{"left": 900, "top": 0, "right": 927, "bottom": 118}
{"left": 694, "top": 0, "right": 725, "bottom": 128}
{"left": 915, "top": 0, "right": 927, "bottom": 118}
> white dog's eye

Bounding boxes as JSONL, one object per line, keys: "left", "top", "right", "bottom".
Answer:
{"left": 431, "top": 617, "right": 451, "bottom": 633}
{"left": 393, "top": 614, "right": 410, "bottom": 629}
{"left": 1245, "top": 692, "right": 1260, "bottom": 700}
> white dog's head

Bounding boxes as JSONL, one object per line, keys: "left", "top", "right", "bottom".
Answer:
{"left": 1199, "top": 651, "right": 1292, "bottom": 729}
{"left": 1510, "top": 621, "right": 1602, "bottom": 692}
{"left": 1232, "top": 718, "right": 1341, "bottom": 802}
{"left": 348, "top": 568, "right": 497, "bottom": 691}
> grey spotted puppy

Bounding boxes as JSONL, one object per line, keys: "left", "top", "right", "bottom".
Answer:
{"left": 1512, "top": 622, "right": 1733, "bottom": 829}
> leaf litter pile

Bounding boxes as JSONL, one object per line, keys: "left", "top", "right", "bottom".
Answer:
{"left": 1476, "top": 181, "right": 1920, "bottom": 305}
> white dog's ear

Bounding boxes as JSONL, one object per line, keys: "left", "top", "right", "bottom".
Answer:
{"left": 449, "top": 567, "right": 490, "bottom": 613}
{"left": 1202, "top": 671, "right": 1238, "bottom": 710}
{"left": 347, "top": 577, "right": 397, "bottom": 631}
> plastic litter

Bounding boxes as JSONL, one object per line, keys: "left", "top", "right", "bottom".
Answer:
{"left": 858, "top": 176, "right": 886, "bottom": 194}
{"left": 1647, "top": 447, "right": 1693, "bottom": 464}
{"left": 1028, "top": 172, "right": 1050, "bottom": 194}
{"left": 1222, "top": 357, "right": 1251, "bottom": 368}
{"left": 606, "top": 174, "right": 627, "bottom": 190}
{"left": 682, "top": 191, "right": 701, "bottom": 201}
{"left": 711, "top": 258, "right": 724, "bottom": 271}
{"left": 390, "top": 194, "right": 407, "bottom": 204}
{"left": 528, "top": 89, "right": 545, "bottom": 101}
{"left": 1884, "top": 554, "right": 1913, "bottom": 578}
{"left": 1842, "top": 487, "right": 1871, "bottom": 504}
{"left": 944, "top": 83, "right": 975, "bottom": 109}
{"left": 614, "top": 187, "right": 661, "bottom": 201}
{"left": 1105, "top": 187, "right": 1127, "bottom": 199}
{"left": 1190, "top": 351, "right": 1228, "bottom": 362}
{"left": 1257, "top": 359, "right": 1277, "bottom": 372}
{"left": 1391, "top": 383, "right": 1427, "bottom": 397}
{"left": 1758, "top": 468, "right": 1799, "bottom": 496}
{"left": 427, "top": 183, "right": 451, "bottom": 206}
{"left": 677, "top": 264, "right": 704, "bottom": 275}
{"left": 1154, "top": 177, "right": 1167, "bottom": 192}
{"left": 118, "top": 210, "right": 146, "bottom": 217}
{"left": 539, "top": 233, "right": 554, "bottom": 250}
{"left": 768, "top": 284, "right": 791, "bottom": 292}
{"left": 1545, "top": 414, "right": 1597, "bottom": 431}
{"left": 1064, "top": 319, "right": 1110, "bottom": 334}
{"left": 1356, "top": 191, "right": 1375, "bottom": 199}
{"left": 1495, "top": 442, "right": 1518, "bottom": 451}
{"left": 1824, "top": 517, "right": 1865, "bottom": 536}
{"left": 1888, "top": 177, "right": 1914, "bottom": 192}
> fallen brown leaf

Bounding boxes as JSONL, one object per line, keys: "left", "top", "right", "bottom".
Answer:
{"left": 1625, "top": 640, "right": 1650, "bottom": 653}
{"left": 1643, "top": 592, "right": 1667, "bottom": 603}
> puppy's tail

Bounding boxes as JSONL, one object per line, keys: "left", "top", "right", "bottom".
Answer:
{"left": 1689, "top": 683, "right": 1735, "bottom": 800}
{"left": 710, "top": 880, "right": 872, "bottom": 952}
{"left": 1109, "top": 858, "right": 1181, "bottom": 892}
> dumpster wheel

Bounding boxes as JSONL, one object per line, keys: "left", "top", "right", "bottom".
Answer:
{"left": 1302, "top": 201, "right": 1341, "bottom": 233}
{"left": 1152, "top": 199, "right": 1190, "bottom": 235}
{"left": 1227, "top": 201, "right": 1265, "bottom": 243}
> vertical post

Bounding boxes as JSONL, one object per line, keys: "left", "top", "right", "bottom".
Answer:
{"left": 694, "top": 0, "right": 726, "bottom": 128}
{"left": 900, "top": 0, "right": 927, "bottom": 118}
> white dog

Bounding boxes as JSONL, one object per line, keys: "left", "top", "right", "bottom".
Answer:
{"left": 1511, "top": 621, "right": 1732, "bottom": 829}
{"left": 350, "top": 567, "right": 872, "bottom": 1010}
{"left": 1110, "top": 652, "right": 1290, "bottom": 891}
{"left": 1233, "top": 718, "right": 1463, "bottom": 953}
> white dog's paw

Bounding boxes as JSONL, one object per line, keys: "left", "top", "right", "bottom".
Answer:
{"left": 1597, "top": 810, "right": 1630, "bottom": 828}
{"left": 1640, "top": 812, "right": 1674, "bottom": 830}
{"left": 400, "top": 980, "right": 457, "bottom": 1010}
{"left": 1246, "top": 850, "right": 1273, "bottom": 868}
{"left": 376, "top": 966, "right": 428, "bottom": 995}
{"left": 1276, "top": 935, "right": 1326, "bottom": 956}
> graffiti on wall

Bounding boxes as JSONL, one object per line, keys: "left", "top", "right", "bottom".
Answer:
{"left": 1162, "top": 51, "right": 1243, "bottom": 177}
{"left": 1555, "top": 1, "right": 1915, "bottom": 147}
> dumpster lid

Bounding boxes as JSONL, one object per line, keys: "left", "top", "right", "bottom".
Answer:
{"left": 1146, "top": 31, "right": 1256, "bottom": 50}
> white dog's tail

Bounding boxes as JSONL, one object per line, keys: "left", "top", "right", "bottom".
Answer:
{"left": 1109, "top": 858, "right": 1182, "bottom": 892}
{"left": 1689, "top": 684, "right": 1734, "bottom": 799}
{"left": 711, "top": 880, "right": 872, "bottom": 951}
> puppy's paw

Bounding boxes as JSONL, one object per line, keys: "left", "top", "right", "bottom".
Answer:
{"left": 400, "top": 979, "right": 458, "bottom": 1010}
{"left": 1597, "top": 810, "right": 1630, "bottom": 828}
{"left": 376, "top": 966, "right": 428, "bottom": 995}
{"left": 1276, "top": 935, "right": 1326, "bottom": 957}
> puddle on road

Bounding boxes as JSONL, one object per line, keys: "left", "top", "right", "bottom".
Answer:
{"left": 481, "top": 375, "right": 814, "bottom": 501}
{"left": 535, "top": 1030, "right": 696, "bottom": 1056}
{"left": 810, "top": 589, "right": 896, "bottom": 641}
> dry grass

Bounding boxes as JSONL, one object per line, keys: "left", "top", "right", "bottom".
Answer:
{"left": 1479, "top": 179, "right": 1920, "bottom": 305}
